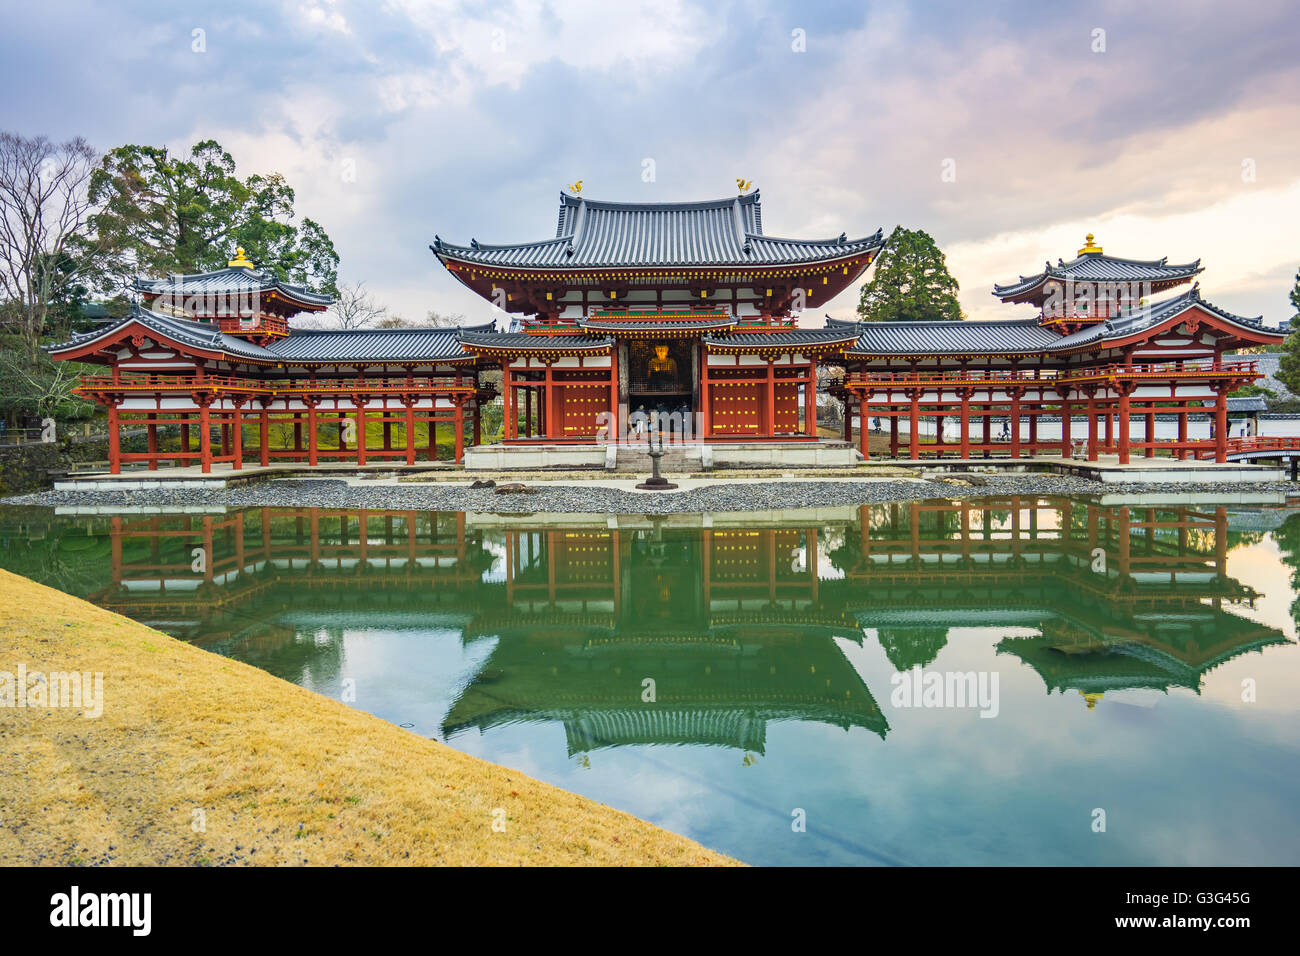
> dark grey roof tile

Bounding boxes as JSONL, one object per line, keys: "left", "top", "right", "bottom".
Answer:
{"left": 434, "top": 191, "right": 882, "bottom": 269}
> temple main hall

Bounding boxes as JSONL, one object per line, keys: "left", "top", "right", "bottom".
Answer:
{"left": 47, "top": 187, "right": 1285, "bottom": 474}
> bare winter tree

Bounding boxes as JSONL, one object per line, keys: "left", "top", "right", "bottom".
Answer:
{"left": 372, "top": 309, "right": 466, "bottom": 329}
{"left": 424, "top": 309, "right": 466, "bottom": 328}
{"left": 0, "top": 132, "right": 98, "bottom": 361}
{"left": 323, "top": 279, "right": 387, "bottom": 329}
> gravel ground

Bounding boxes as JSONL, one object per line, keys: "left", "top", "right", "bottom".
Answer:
{"left": 4, "top": 474, "right": 1296, "bottom": 514}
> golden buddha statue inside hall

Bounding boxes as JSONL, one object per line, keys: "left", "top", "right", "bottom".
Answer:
{"left": 647, "top": 343, "right": 678, "bottom": 385}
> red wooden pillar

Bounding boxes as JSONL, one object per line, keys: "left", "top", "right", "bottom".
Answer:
{"left": 699, "top": 348, "right": 712, "bottom": 439}
{"left": 1104, "top": 405, "right": 1113, "bottom": 451}
{"left": 231, "top": 404, "right": 243, "bottom": 470}
{"left": 608, "top": 348, "right": 619, "bottom": 442}
{"left": 859, "top": 391, "right": 870, "bottom": 459}
{"left": 199, "top": 403, "right": 212, "bottom": 474}
{"left": 804, "top": 362, "right": 816, "bottom": 437}
{"left": 146, "top": 414, "right": 158, "bottom": 471}
{"left": 180, "top": 421, "right": 190, "bottom": 464}
{"left": 1177, "top": 406, "right": 1188, "bottom": 460}
{"left": 890, "top": 414, "right": 898, "bottom": 457}
{"left": 405, "top": 402, "right": 416, "bottom": 465}
{"left": 454, "top": 397, "right": 465, "bottom": 463}
{"left": 307, "top": 402, "right": 318, "bottom": 466}
{"left": 108, "top": 403, "right": 122, "bottom": 474}
{"left": 1087, "top": 394, "right": 1098, "bottom": 461}
{"left": 544, "top": 360, "right": 555, "bottom": 440}
{"left": 356, "top": 404, "right": 367, "bottom": 466}
{"left": 1010, "top": 390, "right": 1021, "bottom": 458}
{"left": 959, "top": 390, "right": 971, "bottom": 459}
{"left": 1214, "top": 388, "right": 1228, "bottom": 463}
{"left": 504, "top": 365, "right": 515, "bottom": 441}
{"left": 259, "top": 407, "right": 270, "bottom": 466}
{"left": 1145, "top": 411, "right": 1156, "bottom": 458}
{"left": 908, "top": 392, "right": 919, "bottom": 460}
{"left": 1118, "top": 387, "right": 1132, "bottom": 465}
{"left": 1059, "top": 396, "right": 1071, "bottom": 458}
{"left": 765, "top": 359, "right": 776, "bottom": 437}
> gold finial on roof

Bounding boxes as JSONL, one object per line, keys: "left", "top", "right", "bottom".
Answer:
{"left": 228, "top": 247, "right": 254, "bottom": 268}
{"left": 1080, "top": 690, "right": 1103, "bottom": 710}
{"left": 1078, "top": 233, "right": 1103, "bottom": 255}
{"left": 567, "top": 180, "right": 583, "bottom": 194}
{"left": 736, "top": 177, "right": 753, "bottom": 194}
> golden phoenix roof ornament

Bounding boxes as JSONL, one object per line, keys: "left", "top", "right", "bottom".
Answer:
{"left": 1078, "top": 233, "right": 1103, "bottom": 255}
{"left": 567, "top": 180, "right": 583, "bottom": 195}
{"left": 736, "top": 178, "right": 753, "bottom": 193}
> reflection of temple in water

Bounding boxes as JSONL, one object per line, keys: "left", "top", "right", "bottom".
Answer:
{"left": 81, "top": 498, "right": 1291, "bottom": 750}
{"left": 832, "top": 500, "right": 1289, "bottom": 704}
{"left": 451, "top": 524, "right": 884, "bottom": 752}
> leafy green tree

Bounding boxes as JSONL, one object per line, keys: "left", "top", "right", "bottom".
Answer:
{"left": 1272, "top": 268, "right": 1300, "bottom": 394}
{"left": 87, "top": 139, "right": 338, "bottom": 294}
{"left": 857, "top": 226, "right": 963, "bottom": 323}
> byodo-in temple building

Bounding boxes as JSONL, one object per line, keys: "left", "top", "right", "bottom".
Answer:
{"left": 47, "top": 187, "right": 1286, "bottom": 474}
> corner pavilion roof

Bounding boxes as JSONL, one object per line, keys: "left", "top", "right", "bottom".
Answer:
{"left": 133, "top": 256, "right": 335, "bottom": 312}
{"left": 431, "top": 190, "right": 884, "bottom": 270}
{"left": 993, "top": 246, "right": 1202, "bottom": 301}
{"left": 47, "top": 304, "right": 492, "bottom": 365}
{"left": 841, "top": 287, "right": 1278, "bottom": 358}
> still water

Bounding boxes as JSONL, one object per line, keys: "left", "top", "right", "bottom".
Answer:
{"left": 2, "top": 498, "right": 1298, "bottom": 866}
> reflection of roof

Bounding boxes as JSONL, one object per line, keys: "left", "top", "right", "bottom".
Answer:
{"left": 432, "top": 191, "right": 884, "bottom": 270}
{"left": 443, "top": 631, "right": 888, "bottom": 750}
{"left": 996, "top": 623, "right": 1290, "bottom": 697}
{"left": 993, "top": 252, "right": 1202, "bottom": 299}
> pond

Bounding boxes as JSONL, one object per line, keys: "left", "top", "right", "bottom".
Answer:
{"left": 2, "top": 497, "right": 1298, "bottom": 866}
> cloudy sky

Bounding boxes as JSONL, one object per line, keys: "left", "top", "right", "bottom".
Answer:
{"left": 5, "top": 0, "right": 1298, "bottom": 325}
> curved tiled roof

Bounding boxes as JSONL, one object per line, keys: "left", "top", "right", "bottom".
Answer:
{"left": 48, "top": 306, "right": 493, "bottom": 364}
{"left": 704, "top": 328, "right": 859, "bottom": 351}
{"left": 458, "top": 331, "right": 614, "bottom": 353}
{"left": 268, "top": 322, "right": 493, "bottom": 362}
{"left": 848, "top": 319, "right": 1063, "bottom": 356}
{"left": 135, "top": 265, "right": 334, "bottom": 309}
{"left": 47, "top": 304, "right": 278, "bottom": 361}
{"left": 1104, "top": 287, "right": 1272, "bottom": 339}
{"left": 433, "top": 190, "right": 883, "bottom": 270}
{"left": 845, "top": 287, "right": 1278, "bottom": 357}
{"left": 580, "top": 316, "right": 737, "bottom": 332}
{"left": 993, "top": 252, "right": 1202, "bottom": 299}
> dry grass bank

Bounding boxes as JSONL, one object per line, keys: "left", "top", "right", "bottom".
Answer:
{"left": 0, "top": 570, "right": 737, "bottom": 866}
